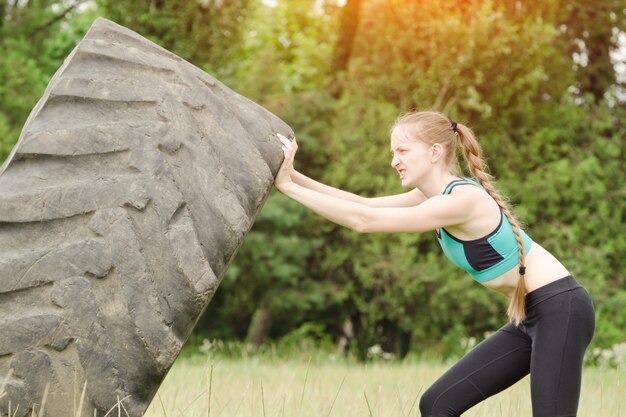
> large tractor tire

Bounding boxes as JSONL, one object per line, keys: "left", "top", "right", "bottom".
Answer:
{"left": 0, "top": 17, "right": 289, "bottom": 416}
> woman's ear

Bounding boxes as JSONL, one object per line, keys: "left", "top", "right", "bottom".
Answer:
{"left": 431, "top": 143, "right": 444, "bottom": 163}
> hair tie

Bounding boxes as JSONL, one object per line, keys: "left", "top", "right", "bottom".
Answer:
{"left": 519, "top": 265, "right": 526, "bottom": 276}
{"left": 450, "top": 120, "right": 458, "bottom": 133}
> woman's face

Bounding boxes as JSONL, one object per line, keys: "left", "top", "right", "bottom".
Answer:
{"left": 389, "top": 125, "right": 433, "bottom": 188}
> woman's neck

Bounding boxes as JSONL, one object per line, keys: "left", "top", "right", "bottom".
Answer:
{"left": 417, "top": 172, "right": 460, "bottom": 198}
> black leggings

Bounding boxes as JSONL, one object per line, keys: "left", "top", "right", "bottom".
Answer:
{"left": 420, "top": 276, "right": 595, "bottom": 417}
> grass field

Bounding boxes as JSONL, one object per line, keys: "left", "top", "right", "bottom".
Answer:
{"left": 144, "top": 354, "right": 624, "bottom": 417}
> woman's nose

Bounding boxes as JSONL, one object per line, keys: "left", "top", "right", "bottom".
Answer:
{"left": 390, "top": 155, "right": 399, "bottom": 168}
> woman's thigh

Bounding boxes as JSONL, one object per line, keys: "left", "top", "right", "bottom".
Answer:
{"left": 527, "top": 287, "right": 595, "bottom": 417}
{"left": 420, "top": 322, "right": 532, "bottom": 417}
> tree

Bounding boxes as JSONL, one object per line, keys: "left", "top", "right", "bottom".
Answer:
{"left": 557, "top": 0, "right": 626, "bottom": 102}
{"left": 329, "top": 0, "right": 362, "bottom": 97}
{"left": 197, "top": 0, "right": 342, "bottom": 343}
{"left": 95, "top": 0, "right": 252, "bottom": 78}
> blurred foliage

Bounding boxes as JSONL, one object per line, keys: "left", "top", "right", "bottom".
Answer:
{"left": 1, "top": 0, "right": 624, "bottom": 362}
{"left": 94, "top": 0, "right": 253, "bottom": 79}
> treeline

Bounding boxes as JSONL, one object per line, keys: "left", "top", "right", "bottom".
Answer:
{"left": 1, "top": 0, "right": 625, "bottom": 360}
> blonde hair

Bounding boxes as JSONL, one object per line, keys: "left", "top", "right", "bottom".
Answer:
{"left": 392, "top": 110, "right": 527, "bottom": 325}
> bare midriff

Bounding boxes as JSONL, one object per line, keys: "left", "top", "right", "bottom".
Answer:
{"left": 480, "top": 242, "right": 571, "bottom": 299}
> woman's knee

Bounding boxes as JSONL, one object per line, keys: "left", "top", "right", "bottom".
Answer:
{"left": 418, "top": 386, "right": 437, "bottom": 415}
{"left": 419, "top": 385, "right": 459, "bottom": 417}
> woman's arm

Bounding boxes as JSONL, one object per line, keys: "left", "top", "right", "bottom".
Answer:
{"left": 277, "top": 181, "right": 480, "bottom": 234}
{"left": 275, "top": 134, "right": 479, "bottom": 233}
{"left": 291, "top": 170, "right": 426, "bottom": 208}
{"left": 278, "top": 133, "right": 426, "bottom": 208}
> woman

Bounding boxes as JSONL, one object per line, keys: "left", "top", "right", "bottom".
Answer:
{"left": 273, "top": 110, "right": 595, "bottom": 417}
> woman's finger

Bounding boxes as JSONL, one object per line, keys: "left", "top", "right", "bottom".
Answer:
{"left": 281, "top": 146, "right": 292, "bottom": 159}
{"left": 282, "top": 143, "right": 295, "bottom": 155}
{"left": 277, "top": 132, "right": 297, "bottom": 147}
{"left": 276, "top": 133, "right": 290, "bottom": 142}
{"left": 278, "top": 133, "right": 297, "bottom": 163}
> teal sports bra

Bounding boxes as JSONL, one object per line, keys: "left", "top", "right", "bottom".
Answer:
{"left": 435, "top": 178, "right": 533, "bottom": 282}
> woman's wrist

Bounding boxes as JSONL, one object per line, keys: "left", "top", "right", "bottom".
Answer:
{"left": 290, "top": 169, "right": 304, "bottom": 183}
{"left": 276, "top": 178, "right": 297, "bottom": 194}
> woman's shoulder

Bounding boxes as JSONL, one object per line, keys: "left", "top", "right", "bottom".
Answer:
{"left": 446, "top": 179, "right": 491, "bottom": 202}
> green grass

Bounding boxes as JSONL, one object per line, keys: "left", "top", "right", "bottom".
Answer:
{"left": 144, "top": 354, "right": 623, "bottom": 417}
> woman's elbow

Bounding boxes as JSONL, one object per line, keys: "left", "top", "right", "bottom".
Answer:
{"left": 352, "top": 215, "right": 376, "bottom": 233}
{"left": 350, "top": 208, "right": 378, "bottom": 233}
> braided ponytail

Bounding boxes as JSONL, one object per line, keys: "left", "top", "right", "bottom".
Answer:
{"left": 455, "top": 124, "right": 527, "bottom": 326}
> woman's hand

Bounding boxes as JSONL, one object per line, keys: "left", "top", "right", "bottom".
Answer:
{"left": 275, "top": 133, "right": 298, "bottom": 191}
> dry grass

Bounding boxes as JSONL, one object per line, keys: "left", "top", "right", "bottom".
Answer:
{"left": 143, "top": 355, "right": 623, "bottom": 417}
{"left": 1, "top": 355, "right": 621, "bottom": 416}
